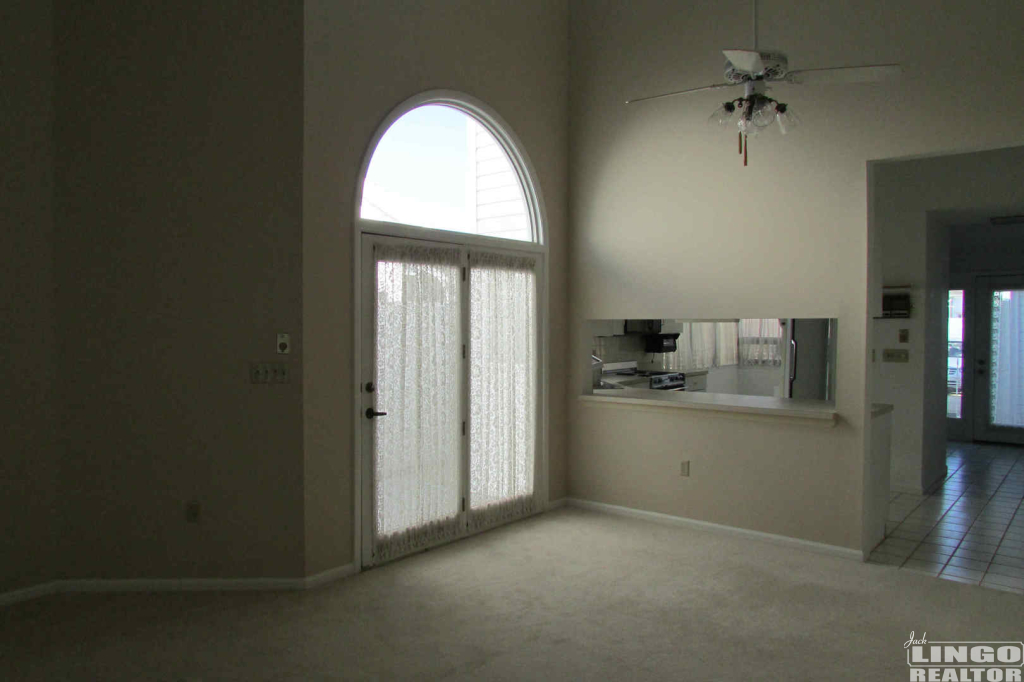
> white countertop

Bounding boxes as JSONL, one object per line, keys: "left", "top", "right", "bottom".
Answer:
{"left": 582, "top": 386, "right": 837, "bottom": 423}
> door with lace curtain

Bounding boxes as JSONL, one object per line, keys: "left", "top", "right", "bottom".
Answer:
{"left": 973, "top": 275, "right": 1024, "bottom": 445}
{"left": 360, "top": 236, "right": 539, "bottom": 566}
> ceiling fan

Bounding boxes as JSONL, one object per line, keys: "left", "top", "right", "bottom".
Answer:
{"left": 626, "top": 0, "right": 902, "bottom": 165}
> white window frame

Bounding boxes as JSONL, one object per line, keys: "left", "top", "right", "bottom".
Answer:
{"left": 351, "top": 90, "right": 550, "bottom": 570}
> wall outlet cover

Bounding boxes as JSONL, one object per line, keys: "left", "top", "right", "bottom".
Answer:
{"left": 898, "top": 329, "right": 909, "bottom": 343}
{"left": 277, "top": 333, "right": 291, "bottom": 354}
{"left": 680, "top": 460, "right": 690, "bottom": 477}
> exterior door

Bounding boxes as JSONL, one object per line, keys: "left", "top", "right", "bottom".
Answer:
{"left": 972, "top": 275, "right": 1024, "bottom": 444}
{"left": 361, "top": 237, "right": 467, "bottom": 566}
{"left": 360, "top": 235, "right": 541, "bottom": 566}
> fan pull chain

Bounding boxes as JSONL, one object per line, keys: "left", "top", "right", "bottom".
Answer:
{"left": 743, "top": 134, "right": 748, "bottom": 166}
{"left": 738, "top": 132, "right": 743, "bottom": 155}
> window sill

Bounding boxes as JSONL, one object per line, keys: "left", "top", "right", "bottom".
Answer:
{"left": 580, "top": 389, "right": 837, "bottom": 425}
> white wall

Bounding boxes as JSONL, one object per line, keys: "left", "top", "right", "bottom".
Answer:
{"left": 950, "top": 224, "right": 1024, "bottom": 275}
{"left": 570, "top": 0, "right": 1024, "bottom": 550}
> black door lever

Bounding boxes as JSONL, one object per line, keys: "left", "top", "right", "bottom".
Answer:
{"left": 366, "top": 408, "right": 388, "bottom": 419}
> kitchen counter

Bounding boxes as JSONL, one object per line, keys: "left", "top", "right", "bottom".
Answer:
{"left": 581, "top": 386, "right": 837, "bottom": 424}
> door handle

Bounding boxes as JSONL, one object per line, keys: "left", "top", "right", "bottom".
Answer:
{"left": 366, "top": 408, "right": 388, "bottom": 419}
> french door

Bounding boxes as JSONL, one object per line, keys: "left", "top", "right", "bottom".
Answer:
{"left": 360, "top": 235, "right": 540, "bottom": 566}
{"left": 972, "top": 275, "right": 1024, "bottom": 444}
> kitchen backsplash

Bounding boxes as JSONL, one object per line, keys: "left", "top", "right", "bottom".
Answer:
{"left": 593, "top": 334, "right": 645, "bottom": 364}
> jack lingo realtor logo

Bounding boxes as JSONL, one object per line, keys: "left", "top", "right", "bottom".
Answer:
{"left": 905, "top": 632, "right": 1024, "bottom": 681}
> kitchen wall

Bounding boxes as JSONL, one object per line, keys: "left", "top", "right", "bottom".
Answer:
{"left": 570, "top": 0, "right": 1024, "bottom": 550}
{"left": 1, "top": 0, "right": 57, "bottom": 593}
{"left": 303, "top": 0, "right": 570, "bottom": 571}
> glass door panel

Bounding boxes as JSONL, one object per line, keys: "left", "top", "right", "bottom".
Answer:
{"left": 974, "top": 276, "right": 1024, "bottom": 444}
{"left": 365, "top": 240, "right": 465, "bottom": 564}
{"left": 947, "top": 290, "right": 964, "bottom": 419}
{"left": 468, "top": 251, "right": 538, "bottom": 530}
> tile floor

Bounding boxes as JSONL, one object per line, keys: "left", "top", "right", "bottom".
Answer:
{"left": 868, "top": 442, "right": 1024, "bottom": 594}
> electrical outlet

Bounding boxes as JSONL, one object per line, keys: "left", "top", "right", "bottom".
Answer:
{"left": 680, "top": 460, "right": 690, "bottom": 477}
{"left": 186, "top": 501, "right": 201, "bottom": 523}
{"left": 250, "top": 362, "right": 289, "bottom": 384}
{"left": 250, "top": 362, "right": 270, "bottom": 384}
{"left": 271, "top": 362, "right": 289, "bottom": 384}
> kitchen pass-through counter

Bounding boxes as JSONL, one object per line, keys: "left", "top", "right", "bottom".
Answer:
{"left": 581, "top": 387, "right": 838, "bottom": 424}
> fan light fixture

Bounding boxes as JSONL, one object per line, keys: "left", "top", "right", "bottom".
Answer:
{"left": 624, "top": 0, "right": 900, "bottom": 167}
{"left": 708, "top": 81, "right": 799, "bottom": 166}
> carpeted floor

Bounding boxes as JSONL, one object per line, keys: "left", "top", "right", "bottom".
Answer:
{"left": 2, "top": 507, "right": 1021, "bottom": 680}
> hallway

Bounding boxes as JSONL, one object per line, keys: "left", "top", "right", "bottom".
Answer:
{"left": 869, "top": 443, "right": 1024, "bottom": 592}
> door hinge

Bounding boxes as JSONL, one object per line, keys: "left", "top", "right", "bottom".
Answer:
{"left": 461, "top": 497, "right": 465, "bottom": 512}
{"left": 462, "top": 421, "right": 466, "bottom": 436}
{"left": 462, "top": 344, "right": 466, "bottom": 359}
{"left": 462, "top": 266, "right": 466, "bottom": 281}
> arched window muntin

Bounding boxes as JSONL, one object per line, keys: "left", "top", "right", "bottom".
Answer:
{"left": 355, "top": 90, "right": 547, "bottom": 250}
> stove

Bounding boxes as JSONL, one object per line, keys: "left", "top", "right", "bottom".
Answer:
{"left": 602, "top": 363, "right": 686, "bottom": 390}
{"left": 646, "top": 372, "right": 686, "bottom": 390}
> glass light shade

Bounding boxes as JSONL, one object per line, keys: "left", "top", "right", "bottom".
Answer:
{"left": 776, "top": 106, "right": 800, "bottom": 135}
{"left": 708, "top": 102, "right": 736, "bottom": 128}
{"left": 751, "top": 98, "right": 777, "bottom": 128}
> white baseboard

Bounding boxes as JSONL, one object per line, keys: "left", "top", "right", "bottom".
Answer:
{"left": 0, "top": 580, "right": 60, "bottom": 607}
{"left": 1, "top": 563, "right": 358, "bottom": 607}
{"left": 565, "top": 498, "right": 863, "bottom": 562}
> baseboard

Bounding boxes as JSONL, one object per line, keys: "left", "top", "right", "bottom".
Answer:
{"left": 546, "top": 497, "right": 567, "bottom": 510}
{"left": 565, "top": 498, "right": 863, "bottom": 562}
{"left": 1, "top": 563, "right": 359, "bottom": 607}
{"left": 61, "top": 577, "right": 310, "bottom": 592}
{"left": 303, "top": 563, "right": 359, "bottom": 589}
{"left": 0, "top": 580, "right": 60, "bottom": 607}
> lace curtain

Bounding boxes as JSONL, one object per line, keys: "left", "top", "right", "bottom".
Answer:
{"left": 372, "top": 243, "right": 463, "bottom": 562}
{"left": 663, "top": 322, "right": 739, "bottom": 370}
{"left": 991, "top": 291, "right": 1024, "bottom": 427}
{"left": 469, "top": 251, "right": 537, "bottom": 530}
{"left": 738, "top": 318, "right": 784, "bottom": 366}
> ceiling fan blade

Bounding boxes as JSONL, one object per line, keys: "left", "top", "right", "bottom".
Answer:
{"left": 784, "top": 63, "right": 902, "bottom": 85}
{"left": 625, "top": 82, "right": 736, "bottom": 105}
{"left": 723, "top": 49, "right": 764, "bottom": 75}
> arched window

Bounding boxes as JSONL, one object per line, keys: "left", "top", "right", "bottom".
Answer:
{"left": 359, "top": 99, "right": 540, "bottom": 244}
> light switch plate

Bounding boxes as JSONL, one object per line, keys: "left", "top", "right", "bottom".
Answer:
{"left": 882, "top": 348, "right": 910, "bottom": 363}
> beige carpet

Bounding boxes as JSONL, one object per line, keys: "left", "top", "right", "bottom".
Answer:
{"left": 2, "top": 507, "right": 1021, "bottom": 680}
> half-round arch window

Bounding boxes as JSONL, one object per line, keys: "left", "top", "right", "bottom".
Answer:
{"left": 360, "top": 102, "right": 538, "bottom": 243}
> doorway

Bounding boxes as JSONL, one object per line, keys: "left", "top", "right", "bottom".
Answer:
{"left": 947, "top": 276, "right": 1024, "bottom": 445}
